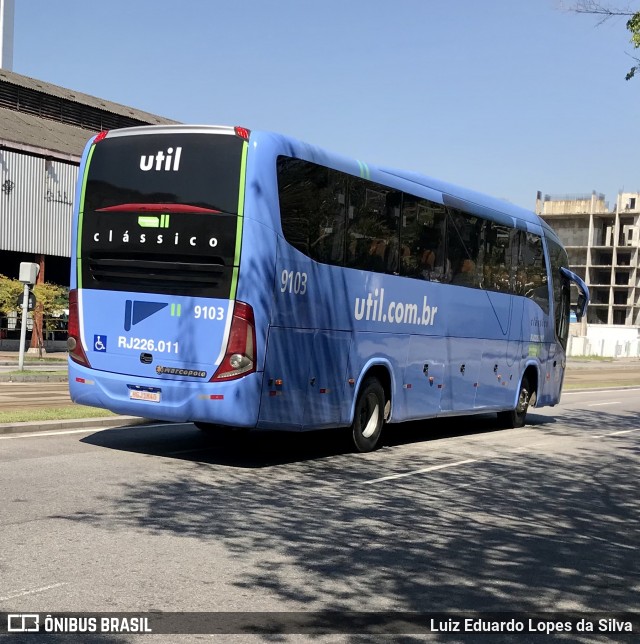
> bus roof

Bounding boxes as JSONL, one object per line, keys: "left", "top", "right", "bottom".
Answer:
{"left": 253, "top": 128, "right": 545, "bottom": 233}
{"left": 92, "top": 124, "right": 547, "bottom": 234}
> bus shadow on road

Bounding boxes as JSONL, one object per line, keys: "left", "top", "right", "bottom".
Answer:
{"left": 81, "top": 412, "right": 556, "bottom": 468}
{"left": 68, "top": 407, "right": 640, "bottom": 619}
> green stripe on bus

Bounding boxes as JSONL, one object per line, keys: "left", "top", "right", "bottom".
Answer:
{"left": 76, "top": 144, "right": 97, "bottom": 289}
{"left": 357, "top": 160, "right": 370, "bottom": 180}
{"left": 230, "top": 141, "right": 249, "bottom": 300}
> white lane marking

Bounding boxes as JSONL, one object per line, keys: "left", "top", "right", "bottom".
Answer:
{"left": 600, "top": 428, "right": 640, "bottom": 437}
{"left": 562, "top": 387, "right": 640, "bottom": 396}
{"left": 0, "top": 428, "right": 97, "bottom": 440}
{"left": 0, "top": 423, "right": 168, "bottom": 440}
{"left": 0, "top": 583, "right": 66, "bottom": 602}
{"left": 365, "top": 459, "right": 477, "bottom": 485}
{"left": 588, "top": 402, "right": 620, "bottom": 407}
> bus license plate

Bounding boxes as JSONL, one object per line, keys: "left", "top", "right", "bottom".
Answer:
{"left": 130, "top": 389, "right": 161, "bottom": 403}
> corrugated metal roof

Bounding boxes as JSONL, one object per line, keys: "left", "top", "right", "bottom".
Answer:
{"left": 0, "top": 69, "right": 178, "bottom": 161}
{"left": 0, "top": 68, "right": 178, "bottom": 124}
{"left": 0, "top": 106, "right": 93, "bottom": 160}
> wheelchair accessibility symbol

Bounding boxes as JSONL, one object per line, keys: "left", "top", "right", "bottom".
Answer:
{"left": 93, "top": 335, "right": 107, "bottom": 352}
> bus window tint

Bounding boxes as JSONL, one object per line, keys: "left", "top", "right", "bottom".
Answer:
{"left": 447, "top": 209, "right": 482, "bottom": 288}
{"left": 400, "top": 196, "right": 447, "bottom": 282}
{"left": 547, "top": 238, "right": 571, "bottom": 347}
{"left": 480, "top": 221, "right": 512, "bottom": 292}
{"left": 277, "top": 157, "right": 346, "bottom": 264}
{"left": 346, "top": 179, "right": 400, "bottom": 273}
{"left": 516, "top": 232, "right": 549, "bottom": 314}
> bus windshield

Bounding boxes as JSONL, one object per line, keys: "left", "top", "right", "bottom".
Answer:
{"left": 80, "top": 132, "right": 244, "bottom": 298}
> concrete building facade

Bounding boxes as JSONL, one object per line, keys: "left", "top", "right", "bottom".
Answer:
{"left": 537, "top": 190, "right": 640, "bottom": 357}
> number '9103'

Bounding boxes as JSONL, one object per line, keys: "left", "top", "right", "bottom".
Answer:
{"left": 280, "top": 270, "right": 308, "bottom": 295}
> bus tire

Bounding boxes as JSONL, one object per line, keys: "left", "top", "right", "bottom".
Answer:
{"left": 351, "top": 377, "right": 385, "bottom": 453}
{"left": 497, "top": 376, "right": 531, "bottom": 429}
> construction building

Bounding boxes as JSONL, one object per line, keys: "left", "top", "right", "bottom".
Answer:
{"left": 537, "top": 191, "right": 640, "bottom": 356}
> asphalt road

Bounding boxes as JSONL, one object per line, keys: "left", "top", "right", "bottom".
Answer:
{"left": 0, "top": 386, "right": 638, "bottom": 641}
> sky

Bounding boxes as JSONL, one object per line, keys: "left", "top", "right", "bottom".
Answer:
{"left": 10, "top": 0, "right": 640, "bottom": 211}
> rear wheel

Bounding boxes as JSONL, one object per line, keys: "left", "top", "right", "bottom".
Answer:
{"left": 497, "top": 376, "right": 531, "bottom": 428}
{"left": 351, "top": 377, "right": 385, "bottom": 453}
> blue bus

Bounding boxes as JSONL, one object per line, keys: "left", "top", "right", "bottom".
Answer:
{"left": 68, "top": 125, "right": 588, "bottom": 452}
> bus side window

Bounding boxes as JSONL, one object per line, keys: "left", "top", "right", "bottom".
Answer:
{"left": 481, "top": 221, "right": 512, "bottom": 292}
{"left": 447, "top": 208, "right": 481, "bottom": 288}
{"left": 399, "top": 195, "right": 446, "bottom": 282}
{"left": 346, "top": 178, "right": 399, "bottom": 273}
{"left": 546, "top": 238, "right": 571, "bottom": 347}
{"left": 277, "top": 157, "right": 346, "bottom": 266}
{"left": 518, "top": 232, "right": 549, "bottom": 314}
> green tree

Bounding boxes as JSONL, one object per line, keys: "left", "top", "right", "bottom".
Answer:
{"left": 33, "top": 282, "right": 68, "bottom": 333}
{"left": 0, "top": 274, "right": 68, "bottom": 337}
{"left": 627, "top": 11, "right": 640, "bottom": 78}
{"left": 0, "top": 274, "right": 23, "bottom": 314}
{"left": 568, "top": 1, "right": 640, "bottom": 80}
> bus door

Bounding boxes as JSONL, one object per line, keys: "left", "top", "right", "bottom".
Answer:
{"left": 402, "top": 335, "right": 445, "bottom": 419}
{"left": 476, "top": 294, "right": 517, "bottom": 409}
{"left": 441, "top": 337, "right": 482, "bottom": 412}
{"left": 303, "top": 330, "right": 351, "bottom": 429}
{"left": 259, "top": 327, "right": 313, "bottom": 429}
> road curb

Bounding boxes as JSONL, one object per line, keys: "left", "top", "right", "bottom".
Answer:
{"left": 0, "top": 416, "right": 151, "bottom": 436}
{"left": 0, "top": 374, "right": 68, "bottom": 383}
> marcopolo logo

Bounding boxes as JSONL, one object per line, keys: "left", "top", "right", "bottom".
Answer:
{"left": 139, "top": 146, "right": 182, "bottom": 172}
{"left": 156, "top": 365, "right": 207, "bottom": 378}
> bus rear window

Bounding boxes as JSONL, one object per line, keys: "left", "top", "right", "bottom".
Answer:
{"left": 80, "top": 133, "right": 244, "bottom": 297}
{"left": 85, "top": 133, "right": 243, "bottom": 214}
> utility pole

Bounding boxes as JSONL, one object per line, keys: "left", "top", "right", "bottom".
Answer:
{"left": 0, "top": 0, "right": 15, "bottom": 71}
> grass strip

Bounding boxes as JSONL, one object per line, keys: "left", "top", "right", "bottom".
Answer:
{"left": 563, "top": 378, "right": 640, "bottom": 390}
{"left": 0, "top": 405, "right": 117, "bottom": 424}
{"left": 3, "top": 370, "right": 67, "bottom": 376}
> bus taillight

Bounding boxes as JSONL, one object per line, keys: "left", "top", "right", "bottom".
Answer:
{"left": 234, "top": 126, "right": 251, "bottom": 141}
{"left": 211, "top": 301, "right": 256, "bottom": 381}
{"left": 67, "top": 289, "right": 91, "bottom": 367}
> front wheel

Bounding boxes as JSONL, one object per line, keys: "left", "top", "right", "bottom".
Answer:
{"left": 497, "top": 376, "right": 531, "bottom": 428}
{"left": 351, "top": 377, "right": 385, "bottom": 453}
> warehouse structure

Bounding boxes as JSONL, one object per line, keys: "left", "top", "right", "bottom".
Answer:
{"left": 0, "top": 68, "right": 176, "bottom": 285}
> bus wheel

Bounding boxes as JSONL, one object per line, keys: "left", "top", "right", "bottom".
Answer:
{"left": 351, "top": 377, "right": 385, "bottom": 453}
{"left": 497, "top": 376, "right": 531, "bottom": 428}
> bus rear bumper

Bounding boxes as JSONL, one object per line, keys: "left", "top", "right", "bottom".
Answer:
{"left": 68, "top": 361, "right": 262, "bottom": 427}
